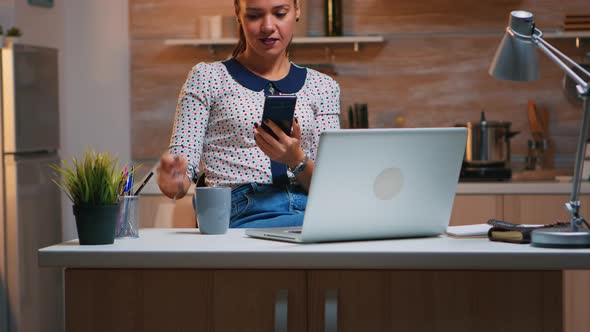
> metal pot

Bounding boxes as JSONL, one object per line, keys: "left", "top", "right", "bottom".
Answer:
{"left": 459, "top": 112, "right": 520, "bottom": 167}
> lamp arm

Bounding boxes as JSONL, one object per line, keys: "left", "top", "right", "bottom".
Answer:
{"left": 534, "top": 36, "right": 590, "bottom": 229}
{"left": 530, "top": 34, "right": 590, "bottom": 230}
{"left": 568, "top": 96, "right": 589, "bottom": 230}
{"left": 532, "top": 36, "right": 590, "bottom": 92}
{"left": 537, "top": 36, "right": 590, "bottom": 79}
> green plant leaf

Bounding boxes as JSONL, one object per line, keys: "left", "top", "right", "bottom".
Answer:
{"left": 49, "top": 148, "right": 131, "bottom": 206}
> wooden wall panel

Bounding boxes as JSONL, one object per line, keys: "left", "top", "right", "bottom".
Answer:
{"left": 342, "top": 0, "right": 563, "bottom": 34}
{"left": 130, "top": 0, "right": 590, "bottom": 165}
{"left": 329, "top": 36, "right": 585, "bottom": 157}
{"left": 130, "top": 0, "right": 234, "bottom": 38}
{"left": 563, "top": 0, "right": 590, "bottom": 14}
{"left": 131, "top": 39, "right": 221, "bottom": 158}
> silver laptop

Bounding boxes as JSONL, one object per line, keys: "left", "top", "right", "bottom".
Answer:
{"left": 246, "top": 127, "right": 467, "bottom": 243}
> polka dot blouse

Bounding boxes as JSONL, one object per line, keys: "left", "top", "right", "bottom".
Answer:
{"left": 169, "top": 59, "right": 341, "bottom": 187}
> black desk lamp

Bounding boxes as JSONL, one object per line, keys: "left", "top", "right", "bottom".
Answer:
{"left": 489, "top": 10, "right": 590, "bottom": 248}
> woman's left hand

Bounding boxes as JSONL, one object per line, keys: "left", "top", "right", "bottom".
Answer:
{"left": 254, "top": 118, "right": 306, "bottom": 170}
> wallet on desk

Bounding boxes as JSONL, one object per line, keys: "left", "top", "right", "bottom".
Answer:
{"left": 486, "top": 219, "right": 570, "bottom": 244}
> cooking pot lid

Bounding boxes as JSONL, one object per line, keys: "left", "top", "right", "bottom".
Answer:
{"left": 465, "top": 120, "right": 512, "bottom": 127}
{"left": 456, "top": 111, "right": 512, "bottom": 127}
{"left": 455, "top": 120, "right": 512, "bottom": 127}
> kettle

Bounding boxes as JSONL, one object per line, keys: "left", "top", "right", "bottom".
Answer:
{"left": 459, "top": 112, "right": 520, "bottom": 167}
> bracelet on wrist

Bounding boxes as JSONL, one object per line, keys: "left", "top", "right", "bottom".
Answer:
{"left": 288, "top": 154, "right": 308, "bottom": 176}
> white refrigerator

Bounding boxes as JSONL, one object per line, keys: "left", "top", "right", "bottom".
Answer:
{"left": 0, "top": 44, "right": 63, "bottom": 332}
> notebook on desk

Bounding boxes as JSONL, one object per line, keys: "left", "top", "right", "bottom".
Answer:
{"left": 245, "top": 128, "right": 467, "bottom": 243}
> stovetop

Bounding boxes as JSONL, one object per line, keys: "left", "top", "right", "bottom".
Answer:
{"left": 459, "top": 166, "right": 512, "bottom": 182}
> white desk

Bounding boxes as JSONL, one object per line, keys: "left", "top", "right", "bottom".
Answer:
{"left": 39, "top": 229, "right": 590, "bottom": 332}
{"left": 39, "top": 228, "right": 590, "bottom": 270}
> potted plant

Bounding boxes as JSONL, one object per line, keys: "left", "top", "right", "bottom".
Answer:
{"left": 51, "top": 149, "right": 128, "bottom": 245}
{"left": 6, "top": 27, "right": 21, "bottom": 45}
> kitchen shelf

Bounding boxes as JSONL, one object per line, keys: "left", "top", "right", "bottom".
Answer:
{"left": 164, "top": 35, "right": 384, "bottom": 52}
{"left": 542, "top": 31, "right": 590, "bottom": 39}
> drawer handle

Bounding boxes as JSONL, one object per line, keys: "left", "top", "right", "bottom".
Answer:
{"left": 324, "top": 289, "right": 338, "bottom": 332}
{"left": 275, "top": 289, "right": 288, "bottom": 332}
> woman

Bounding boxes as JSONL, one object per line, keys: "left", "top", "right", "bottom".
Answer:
{"left": 158, "top": 0, "right": 341, "bottom": 228}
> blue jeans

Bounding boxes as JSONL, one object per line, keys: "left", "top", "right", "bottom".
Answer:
{"left": 229, "top": 183, "right": 307, "bottom": 228}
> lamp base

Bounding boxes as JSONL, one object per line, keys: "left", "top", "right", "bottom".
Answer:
{"left": 531, "top": 226, "right": 590, "bottom": 248}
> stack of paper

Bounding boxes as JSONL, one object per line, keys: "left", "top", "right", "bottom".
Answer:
{"left": 446, "top": 224, "right": 492, "bottom": 237}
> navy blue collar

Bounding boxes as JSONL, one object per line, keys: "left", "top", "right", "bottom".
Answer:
{"left": 222, "top": 57, "right": 307, "bottom": 94}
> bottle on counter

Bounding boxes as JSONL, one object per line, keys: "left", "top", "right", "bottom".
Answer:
{"left": 325, "top": 0, "right": 343, "bottom": 36}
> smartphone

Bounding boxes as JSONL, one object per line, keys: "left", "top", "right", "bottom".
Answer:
{"left": 260, "top": 94, "right": 297, "bottom": 140}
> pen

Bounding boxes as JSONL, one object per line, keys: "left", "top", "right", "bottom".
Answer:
{"left": 133, "top": 171, "right": 154, "bottom": 196}
{"left": 127, "top": 166, "right": 135, "bottom": 195}
{"left": 120, "top": 167, "right": 129, "bottom": 195}
{"left": 123, "top": 169, "right": 133, "bottom": 196}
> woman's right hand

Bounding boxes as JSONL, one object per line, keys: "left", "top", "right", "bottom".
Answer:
{"left": 157, "top": 151, "right": 190, "bottom": 199}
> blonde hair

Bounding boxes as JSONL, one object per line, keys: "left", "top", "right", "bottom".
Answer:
{"left": 232, "top": 0, "right": 298, "bottom": 58}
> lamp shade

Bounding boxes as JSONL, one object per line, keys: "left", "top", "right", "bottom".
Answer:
{"left": 489, "top": 11, "right": 540, "bottom": 82}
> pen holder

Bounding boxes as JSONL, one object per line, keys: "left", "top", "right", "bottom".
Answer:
{"left": 116, "top": 195, "right": 140, "bottom": 239}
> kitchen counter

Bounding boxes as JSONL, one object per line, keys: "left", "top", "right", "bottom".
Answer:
{"left": 38, "top": 228, "right": 590, "bottom": 270}
{"left": 140, "top": 179, "right": 590, "bottom": 195}
{"left": 456, "top": 180, "right": 590, "bottom": 194}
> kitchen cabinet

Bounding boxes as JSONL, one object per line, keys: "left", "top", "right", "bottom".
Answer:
{"left": 64, "top": 268, "right": 562, "bottom": 332}
{"left": 139, "top": 182, "right": 590, "bottom": 229}
{"left": 452, "top": 193, "right": 590, "bottom": 332}
{"left": 392, "top": 270, "right": 562, "bottom": 332}
{"left": 450, "top": 194, "right": 503, "bottom": 226}
{"left": 308, "top": 270, "right": 562, "bottom": 332}
{"left": 503, "top": 195, "right": 590, "bottom": 224}
{"left": 502, "top": 194, "right": 590, "bottom": 332}
{"left": 450, "top": 193, "right": 590, "bottom": 226}
{"left": 213, "top": 270, "right": 307, "bottom": 332}
{"left": 140, "top": 194, "right": 195, "bottom": 228}
{"left": 307, "top": 271, "right": 391, "bottom": 331}
{"left": 65, "top": 269, "right": 213, "bottom": 332}
{"left": 140, "top": 190, "right": 590, "bottom": 229}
